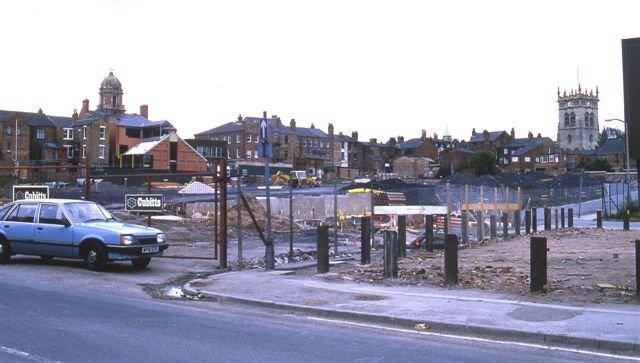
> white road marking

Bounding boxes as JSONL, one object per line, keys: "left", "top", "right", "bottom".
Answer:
{"left": 304, "top": 316, "right": 640, "bottom": 361}
{"left": 0, "top": 346, "right": 60, "bottom": 363}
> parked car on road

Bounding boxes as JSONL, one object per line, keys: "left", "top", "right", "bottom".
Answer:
{"left": 0, "top": 199, "right": 168, "bottom": 270}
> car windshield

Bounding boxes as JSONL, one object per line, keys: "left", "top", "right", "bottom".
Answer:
{"left": 65, "top": 202, "right": 116, "bottom": 223}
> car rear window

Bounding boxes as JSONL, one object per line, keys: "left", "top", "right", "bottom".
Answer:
{"left": 0, "top": 203, "right": 14, "bottom": 220}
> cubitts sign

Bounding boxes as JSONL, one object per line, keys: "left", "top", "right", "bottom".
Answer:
{"left": 13, "top": 186, "right": 49, "bottom": 201}
{"left": 622, "top": 37, "right": 640, "bottom": 158}
{"left": 125, "top": 194, "right": 164, "bottom": 212}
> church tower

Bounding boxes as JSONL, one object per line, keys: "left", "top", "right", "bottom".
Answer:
{"left": 557, "top": 84, "right": 599, "bottom": 151}
{"left": 98, "top": 71, "right": 125, "bottom": 114}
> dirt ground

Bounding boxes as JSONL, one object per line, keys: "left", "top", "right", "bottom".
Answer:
{"left": 327, "top": 228, "right": 640, "bottom": 305}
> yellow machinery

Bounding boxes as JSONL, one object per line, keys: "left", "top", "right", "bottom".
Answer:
{"left": 273, "top": 170, "right": 321, "bottom": 188}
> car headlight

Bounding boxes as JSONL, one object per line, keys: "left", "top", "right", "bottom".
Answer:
{"left": 120, "top": 235, "right": 135, "bottom": 246}
{"left": 157, "top": 233, "right": 166, "bottom": 243}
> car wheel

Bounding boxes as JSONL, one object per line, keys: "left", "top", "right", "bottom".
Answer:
{"left": 0, "top": 238, "right": 11, "bottom": 264}
{"left": 84, "top": 242, "right": 107, "bottom": 271}
{"left": 40, "top": 256, "right": 54, "bottom": 263}
{"left": 131, "top": 257, "right": 151, "bottom": 269}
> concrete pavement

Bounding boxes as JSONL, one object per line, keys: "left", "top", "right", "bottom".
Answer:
{"left": 184, "top": 269, "right": 640, "bottom": 355}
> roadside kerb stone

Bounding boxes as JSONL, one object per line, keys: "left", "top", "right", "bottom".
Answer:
{"left": 183, "top": 279, "right": 640, "bottom": 354}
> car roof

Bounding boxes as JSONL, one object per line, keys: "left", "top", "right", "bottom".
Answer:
{"left": 13, "top": 199, "right": 93, "bottom": 204}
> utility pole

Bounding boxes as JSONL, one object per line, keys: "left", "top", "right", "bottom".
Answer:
{"left": 333, "top": 174, "right": 338, "bottom": 255}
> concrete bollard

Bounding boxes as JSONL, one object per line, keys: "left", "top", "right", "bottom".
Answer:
{"left": 623, "top": 210, "right": 630, "bottom": 231}
{"left": 398, "top": 216, "right": 407, "bottom": 259}
{"left": 532, "top": 208, "right": 537, "bottom": 233}
{"left": 360, "top": 217, "right": 371, "bottom": 265}
{"left": 561, "top": 208, "right": 565, "bottom": 228}
{"left": 461, "top": 212, "right": 469, "bottom": 244}
{"left": 554, "top": 209, "right": 559, "bottom": 230}
{"left": 544, "top": 208, "right": 551, "bottom": 231}
{"left": 502, "top": 213, "right": 508, "bottom": 237}
{"left": 525, "top": 210, "right": 531, "bottom": 234}
{"left": 444, "top": 234, "right": 458, "bottom": 285}
{"left": 514, "top": 210, "right": 521, "bottom": 236}
{"left": 317, "top": 225, "right": 330, "bottom": 274}
{"left": 530, "top": 236, "right": 548, "bottom": 293}
{"left": 490, "top": 214, "right": 497, "bottom": 238}
{"left": 425, "top": 215, "right": 434, "bottom": 252}
{"left": 383, "top": 230, "right": 398, "bottom": 278}
{"left": 477, "top": 210, "right": 484, "bottom": 241}
{"left": 596, "top": 211, "right": 602, "bottom": 229}
{"left": 636, "top": 240, "right": 639, "bottom": 297}
{"left": 568, "top": 208, "right": 574, "bottom": 228}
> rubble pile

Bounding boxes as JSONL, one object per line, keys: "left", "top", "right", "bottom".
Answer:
{"left": 225, "top": 193, "right": 303, "bottom": 233}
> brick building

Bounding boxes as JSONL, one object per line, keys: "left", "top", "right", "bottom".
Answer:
{"left": 467, "top": 129, "right": 511, "bottom": 152}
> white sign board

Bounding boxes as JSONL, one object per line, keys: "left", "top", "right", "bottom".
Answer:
{"left": 374, "top": 205, "right": 448, "bottom": 215}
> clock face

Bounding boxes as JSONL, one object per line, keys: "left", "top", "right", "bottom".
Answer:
{"left": 586, "top": 101, "right": 591, "bottom": 106}
{"left": 567, "top": 102, "right": 573, "bottom": 107}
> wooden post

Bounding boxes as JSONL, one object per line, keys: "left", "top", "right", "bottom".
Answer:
{"left": 490, "top": 214, "right": 497, "bottom": 238}
{"left": 317, "top": 225, "right": 330, "bottom": 274}
{"left": 554, "top": 208, "right": 558, "bottom": 230}
{"left": 532, "top": 207, "right": 537, "bottom": 233}
{"left": 596, "top": 211, "right": 602, "bottom": 229}
{"left": 461, "top": 211, "right": 469, "bottom": 244}
{"left": 477, "top": 210, "right": 484, "bottom": 241}
{"left": 530, "top": 236, "right": 548, "bottom": 293}
{"left": 425, "top": 215, "right": 434, "bottom": 252}
{"left": 361, "top": 217, "right": 371, "bottom": 265}
{"left": 624, "top": 209, "right": 630, "bottom": 231}
{"left": 568, "top": 208, "right": 573, "bottom": 228}
{"left": 502, "top": 212, "right": 508, "bottom": 237}
{"left": 561, "top": 208, "right": 565, "bottom": 228}
{"left": 237, "top": 181, "right": 243, "bottom": 267}
{"left": 445, "top": 183, "right": 451, "bottom": 234}
{"left": 544, "top": 208, "right": 551, "bottom": 230}
{"left": 524, "top": 210, "right": 531, "bottom": 234}
{"left": 289, "top": 180, "right": 294, "bottom": 261}
{"left": 444, "top": 234, "right": 458, "bottom": 285}
{"left": 383, "top": 230, "right": 398, "bottom": 278}
{"left": 398, "top": 215, "right": 406, "bottom": 259}
{"left": 514, "top": 210, "right": 521, "bottom": 236}
{"left": 219, "top": 159, "right": 228, "bottom": 269}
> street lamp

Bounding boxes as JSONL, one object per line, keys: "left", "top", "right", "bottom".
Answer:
{"left": 604, "top": 118, "right": 630, "bottom": 179}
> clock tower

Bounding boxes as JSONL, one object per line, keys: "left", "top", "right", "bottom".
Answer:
{"left": 557, "top": 84, "right": 599, "bottom": 151}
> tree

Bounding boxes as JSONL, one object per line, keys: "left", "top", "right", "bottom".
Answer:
{"left": 598, "top": 127, "right": 624, "bottom": 146}
{"left": 436, "top": 164, "right": 451, "bottom": 178}
{"left": 585, "top": 157, "right": 612, "bottom": 172}
{"left": 471, "top": 150, "right": 496, "bottom": 175}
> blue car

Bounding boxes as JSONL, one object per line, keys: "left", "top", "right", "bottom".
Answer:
{"left": 0, "top": 199, "right": 168, "bottom": 270}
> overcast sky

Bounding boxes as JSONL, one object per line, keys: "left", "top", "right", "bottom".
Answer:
{"left": 1, "top": 0, "right": 638, "bottom": 141}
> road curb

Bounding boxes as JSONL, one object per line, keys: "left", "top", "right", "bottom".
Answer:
{"left": 183, "top": 280, "right": 639, "bottom": 355}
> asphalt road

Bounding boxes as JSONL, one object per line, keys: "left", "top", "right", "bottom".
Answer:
{"left": 0, "top": 259, "right": 632, "bottom": 363}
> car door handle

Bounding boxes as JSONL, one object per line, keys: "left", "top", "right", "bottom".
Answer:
{"left": 3, "top": 225, "right": 8, "bottom": 228}
{"left": 37, "top": 227, "right": 43, "bottom": 230}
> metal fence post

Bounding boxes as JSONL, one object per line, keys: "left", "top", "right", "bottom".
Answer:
{"left": 554, "top": 209, "right": 558, "bottom": 230}
{"left": 530, "top": 236, "right": 547, "bottom": 292}
{"left": 398, "top": 215, "right": 406, "bottom": 258}
{"left": 514, "top": 210, "right": 521, "bottom": 236}
{"left": 461, "top": 211, "right": 469, "bottom": 244}
{"left": 502, "top": 212, "right": 508, "bottom": 237}
{"left": 444, "top": 234, "right": 458, "bottom": 285}
{"left": 596, "top": 211, "right": 603, "bottom": 229}
{"left": 237, "top": 180, "right": 243, "bottom": 268}
{"left": 561, "top": 208, "right": 565, "bottom": 228}
{"left": 477, "top": 210, "right": 484, "bottom": 241}
{"left": 425, "top": 215, "right": 434, "bottom": 252}
{"left": 219, "top": 159, "right": 228, "bottom": 269}
{"left": 383, "top": 230, "right": 398, "bottom": 278}
{"left": 317, "top": 225, "right": 329, "bottom": 274}
{"left": 361, "top": 217, "right": 371, "bottom": 265}
{"left": 624, "top": 209, "right": 630, "bottom": 231}
{"left": 636, "top": 240, "right": 639, "bottom": 297}
{"left": 84, "top": 164, "right": 91, "bottom": 200}
{"left": 524, "top": 210, "right": 531, "bottom": 234}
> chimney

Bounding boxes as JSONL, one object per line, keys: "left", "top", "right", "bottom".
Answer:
{"left": 328, "top": 123, "right": 334, "bottom": 136}
{"left": 421, "top": 129, "right": 426, "bottom": 141}
{"left": 510, "top": 127, "right": 515, "bottom": 139}
{"left": 72, "top": 109, "right": 78, "bottom": 121}
{"left": 398, "top": 136, "right": 405, "bottom": 143}
{"left": 388, "top": 137, "right": 397, "bottom": 146}
{"left": 351, "top": 131, "right": 358, "bottom": 142}
{"left": 38, "top": 108, "right": 43, "bottom": 114}
{"left": 140, "top": 104, "right": 149, "bottom": 118}
{"left": 483, "top": 129, "right": 490, "bottom": 141}
{"left": 80, "top": 99, "right": 89, "bottom": 117}
{"left": 537, "top": 133, "right": 542, "bottom": 139}
{"left": 472, "top": 128, "right": 476, "bottom": 136}
{"left": 237, "top": 114, "right": 243, "bottom": 122}
{"left": 290, "top": 118, "right": 296, "bottom": 132}
{"left": 311, "top": 123, "right": 315, "bottom": 129}
{"left": 370, "top": 138, "right": 377, "bottom": 144}
{"left": 528, "top": 131, "right": 533, "bottom": 140}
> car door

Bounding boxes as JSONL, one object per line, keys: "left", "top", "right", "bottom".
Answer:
{"left": 2, "top": 203, "right": 38, "bottom": 255}
{"left": 34, "top": 203, "right": 74, "bottom": 258}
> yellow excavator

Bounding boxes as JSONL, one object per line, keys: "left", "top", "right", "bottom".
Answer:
{"left": 273, "top": 170, "right": 322, "bottom": 188}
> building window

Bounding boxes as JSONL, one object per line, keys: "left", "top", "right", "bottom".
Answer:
{"left": 236, "top": 148, "right": 239, "bottom": 159}
{"left": 567, "top": 134, "right": 572, "bottom": 144}
{"left": 36, "top": 129, "right": 45, "bottom": 140}
{"left": 284, "top": 135, "right": 289, "bottom": 144}
{"left": 246, "top": 134, "right": 251, "bottom": 142}
{"left": 65, "top": 145, "right": 73, "bottom": 158}
{"left": 254, "top": 150, "right": 258, "bottom": 158}
{"left": 254, "top": 135, "right": 258, "bottom": 143}
{"left": 6, "top": 141, "right": 11, "bottom": 153}
{"left": 320, "top": 141, "right": 323, "bottom": 148}
{"left": 570, "top": 113, "right": 576, "bottom": 127}
{"left": 302, "top": 140, "right": 307, "bottom": 147}
{"left": 236, "top": 134, "right": 240, "bottom": 144}
{"left": 524, "top": 156, "right": 531, "bottom": 163}
{"left": 246, "top": 150, "right": 251, "bottom": 158}
{"left": 314, "top": 141, "right": 318, "bottom": 148}
{"left": 63, "top": 128, "right": 73, "bottom": 140}
{"left": 16, "top": 126, "right": 20, "bottom": 136}
{"left": 82, "top": 145, "right": 87, "bottom": 158}
{"left": 564, "top": 113, "right": 569, "bottom": 127}
{"left": 327, "top": 142, "right": 331, "bottom": 149}
{"left": 589, "top": 134, "right": 593, "bottom": 143}
{"left": 511, "top": 156, "right": 519, "bottom": 163}
{"left": 82, "top": 126, "right": 87, "bottom": 139}
{"left": 99, "top": 126, "right": 106, "bottom": 140}
{"left": 97, "top": 145, "right": 106, "bottom": 159}
{"left": 112, "top": 94, "right": 117, "bottom": 107}
{"left": 5, "top": 125, "right": 11, "bottom": 135}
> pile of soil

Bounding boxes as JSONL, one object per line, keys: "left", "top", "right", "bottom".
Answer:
{"left": 227, "top": 193, "right": 302, "bottom": 233}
